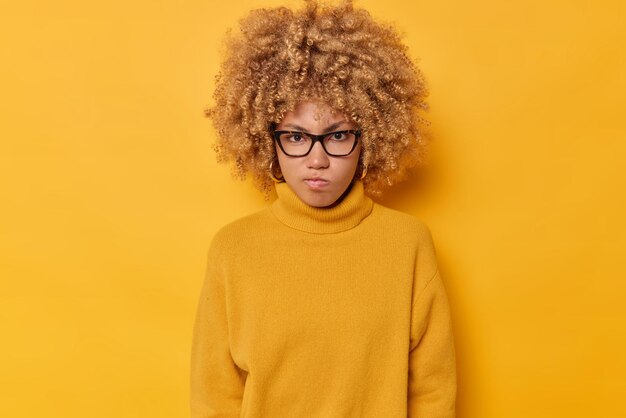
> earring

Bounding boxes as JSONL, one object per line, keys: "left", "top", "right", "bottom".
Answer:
{"left": 269, "top": 159, "right": 284, "bottom": 183}
{"left": 360, "top": 164, "right": 368, "bottom": 180}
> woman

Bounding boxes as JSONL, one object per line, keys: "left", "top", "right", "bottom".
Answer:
{"left": 190, "top": 1, "right": 457, "bottom": 417}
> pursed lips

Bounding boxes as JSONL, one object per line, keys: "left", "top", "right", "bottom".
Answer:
{"left": 304, "top": 178, "right": 330, "bottom": 189}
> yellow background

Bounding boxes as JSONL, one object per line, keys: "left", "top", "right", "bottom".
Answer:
{"left": 1, "top": 0, "right": 624, "bottom": 416}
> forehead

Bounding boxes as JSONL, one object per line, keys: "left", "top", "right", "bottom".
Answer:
{"left": 279, "top": 101, "right": 349, "bottom": 128}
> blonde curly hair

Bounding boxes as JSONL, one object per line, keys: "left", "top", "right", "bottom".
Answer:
{"left": 205, "top": 0, "right": 430, "bottom": 197}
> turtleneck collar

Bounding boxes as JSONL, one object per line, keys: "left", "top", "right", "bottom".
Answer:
{"left": 270, "top": 180, "right": 374, "bottom": 234}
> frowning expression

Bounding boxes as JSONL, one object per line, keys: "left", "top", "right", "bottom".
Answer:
{"left": 274, "top": 101, "right": 362, "bottom": 208}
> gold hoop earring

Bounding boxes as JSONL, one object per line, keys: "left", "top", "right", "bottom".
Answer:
{"left": 360, "top": 164, "right": 368, "bottom": 180}
{"left": 269, "top": 159, "right": 284, "bottom": 183}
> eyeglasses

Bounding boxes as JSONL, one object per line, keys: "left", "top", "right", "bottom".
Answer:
{"left": 272, "top": 129, "right": 362, "bottom": 157}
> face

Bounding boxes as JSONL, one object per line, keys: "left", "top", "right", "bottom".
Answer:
{"left": 274, "top": 101, "right": 362, "bottom": 208}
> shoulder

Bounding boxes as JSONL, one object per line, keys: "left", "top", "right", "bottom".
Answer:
{"left": 369, "top": 203, "right": 439, "bottom": 279}
{"left": 208, "top": 208, "right": 275, "bottom": 254}
{"left": 370, "top": 202, "right": 435, "bottom": 245}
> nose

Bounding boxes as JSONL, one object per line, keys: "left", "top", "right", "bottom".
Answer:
{"left": 306, "top": 140, "right": 330, "bottom": 169}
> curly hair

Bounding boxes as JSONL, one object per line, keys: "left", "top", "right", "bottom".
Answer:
{"left": 205, "top": 0, "right": 430, "bottom": 197}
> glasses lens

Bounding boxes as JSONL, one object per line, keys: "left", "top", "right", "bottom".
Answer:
{"left": 277, "top": 131, "right": 358, "bottom": 156}
{"left": 323, "top": 132, "right": 357, "bottom": 156}
{"left": 278, "top": 132, "right": 312, "bottom": 156}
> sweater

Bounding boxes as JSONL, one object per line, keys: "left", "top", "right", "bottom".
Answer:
{"left": 190, "top": 180, "right": 456, "bottom": 417}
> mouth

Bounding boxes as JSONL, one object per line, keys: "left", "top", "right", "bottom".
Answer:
{"left": 304, "top": 178, "right": 330, "bottom": 190}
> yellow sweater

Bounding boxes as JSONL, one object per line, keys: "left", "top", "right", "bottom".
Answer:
{"left": 190, "top": 181, "right": 456, "bottom": 417}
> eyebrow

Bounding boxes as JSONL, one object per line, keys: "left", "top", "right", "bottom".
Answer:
{"left": 280, "top": 121, "right": 348, "bottom": 133}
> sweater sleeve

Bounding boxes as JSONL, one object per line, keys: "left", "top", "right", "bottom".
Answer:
{"left": 190, "top": 237, "right": 247, "bottom": 418}
{"left": 408, "top": 268, "right": 457, "bottom": 417}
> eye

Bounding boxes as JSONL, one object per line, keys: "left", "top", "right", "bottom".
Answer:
{"left": 286, "top": 133, "right": 304, "bottom": 142}
{"left": 330, "top": 132, "right": 347, "bottom": 141}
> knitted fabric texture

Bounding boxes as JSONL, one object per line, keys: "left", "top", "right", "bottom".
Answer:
{"left": 190, "top": 180, "right": 456, "bottom": 417}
